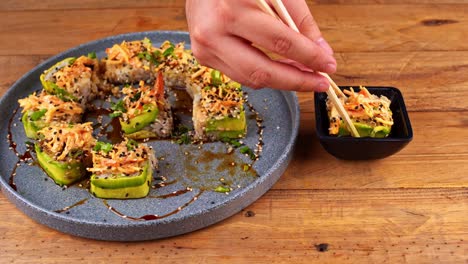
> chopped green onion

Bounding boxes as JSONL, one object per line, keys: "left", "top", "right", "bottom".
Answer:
{"left": 142, "top": 37, "right": 152, "bottom": 46}
{"left": 176, "top": 134, "right": 191, "bottom": 145}
{"left": 162, "top": 45, "right": 174, "bottom": 57}
{"left": 130, "top": 91, "right": 142, "bottom": 102}
{"left": 49, "top": 83, "right": 78, "bottom": 102}
{"left": 211, "top": 70, "right": 222, "bottom": 86}
{"left": 153, "top": 50, "right": 161, "bottom": 58}
{"left": 239, "top": 146, "right": 249, "bottom": 153}
{"left": 172, "top": 125, "right": 191, "bottom": 145}
{"left": 240, "top": 146, "right": 256, "bottom": 160}
{"left": 30, "top": 109, "right": 47, "bottom": 121}
{"left": 69, "top": 149, "right": 84, "bottom": 159}
{"left": 228, "top": 81, "right": 242, "bottom": 90}
{"left": 130, "top": 91, "right": 141, "bottom": 102}
{"left": 177, "top": 125, "right": 189, "bottom": 134}
{"left": 110, "top": 100, "right": 126, "bottom": 113}
{"left": 214, "top": 186, "right": 230, "bottom": 193}
{"left": 109, "top": 112, "right": 122, "bottom": 118}
{"left": 230, "top": 139, "right": 242, "bottom": 148}
{"left": 87, "top": 52, "right": 97, "bottom": 59}
{"left": 126, "top": 139, "right": 138, "bottom": 151}
{"left": 94, "top": 141, "right": 113, "bottom": 154}
{"left": 137, "top": 52, "right": 160, "bottom": 65}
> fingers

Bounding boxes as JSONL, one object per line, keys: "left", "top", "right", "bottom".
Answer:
{"left": 282, "top": 0, "right": 334, "bottom": 55}
{"left": 228, "top": 10, "right": 336, "bottom": 74}
{"left": 186, "top": 0, "right": 334, "bottom": 92}
{"left": 213, "top": 35, "right": 330, "bottom": 92}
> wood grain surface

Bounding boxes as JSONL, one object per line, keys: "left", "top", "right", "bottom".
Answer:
{"left": 0, "top": 1, "right": 466, "bottom": 263}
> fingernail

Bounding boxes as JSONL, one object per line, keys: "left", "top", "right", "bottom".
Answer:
{"left": 317, "top": 82, "right": 329, "bottom": 92}
{"left": 326, "top": 62, "right": 337, "bottom": 73}
{"left": 316, "top": 38, "right": 334, "bottom": 55}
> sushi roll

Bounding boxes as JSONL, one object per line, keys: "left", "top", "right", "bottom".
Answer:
{"left": 88, "top": 139, "right": 157, "bottom": 199}
{"left": 35, "top": 122, "right": 95, "bottom": 186}
{"left": 40, "top": 54, "right": 100, "bottom": 106}
{"left": 154, "top": 41, "right": 197, "bottom": 88}
{"left": 112, "top": 72, "right": 173, "bottom": 139}
{"left": 18, "top": 91, "right": 83, "bottom": 139}
{"left": 102, "top": 38, "right": 158, "bottom": 84}
{"left": 190, "top": 67, "right": 247, "bottom": 141}
{"left": 327, "top": 86, "right": 394, "bottom": 138}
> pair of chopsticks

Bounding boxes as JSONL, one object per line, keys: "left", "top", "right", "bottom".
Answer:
{"left": 255, "top": 0, "right": 360, "bottom": 137}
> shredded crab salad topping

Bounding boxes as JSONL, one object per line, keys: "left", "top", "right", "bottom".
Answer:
{"left": 38, "top": 122, "right": 95, "bottom": 162}
{"left": 88, "top": 139, "right": 156, "bottom": 176}
{"left": 327, "top": 86, "right": 393, "bottom": 135}
{"left": 18, "top": 91, "right": 83, "bottom": 123}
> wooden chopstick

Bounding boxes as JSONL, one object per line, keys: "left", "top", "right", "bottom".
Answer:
{"left": 255, "top": 0, "right": 281, "bottom": 20}
{"left": 256, "top": 0, "right": 360, "bottom": 137}
{"left": 319, "top": 72, "right": 346, "bottom": 99}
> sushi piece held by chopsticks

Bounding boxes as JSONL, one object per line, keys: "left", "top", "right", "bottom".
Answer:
{"left": 254, "top": 0, "right": 360, "bottom": 137}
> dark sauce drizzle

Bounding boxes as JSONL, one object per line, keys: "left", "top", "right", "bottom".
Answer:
{"left": 83, "top": 106, "right": 124, "bottom": 143}
{"left": 148, "top": 187, "right": 192, "bottom": 199}
{"left": 102, "top": 190, "right": 204, "bottom": 221}
{"left": 6, "top": 90, "right": 263, "bottom": 220}
{"left": 152, "top": 179, "right": 177, "bottom": 189}
{"left": 6, "top": 103, "right": 201, "bottom": 221}
{"left": 7, "top": 105, "right": 34, "bottom": 191}
{"left": 7, "top": 106, "right": 19, "bottom": 155}
{"left": 105, "top": 117, "right": 124, "bottom": 143}
{"left": 54, "top": 198, "right": 89, "bottom": 213}
{"left": 244, "top": 92, "right": 264, "bottom": 161}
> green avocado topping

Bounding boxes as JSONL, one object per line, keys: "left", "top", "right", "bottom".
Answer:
{"left": 120, "top": 103, "right": 159, "bottom": 134}
{"left": 35, "top": 143, "right": 85, "bottom": 186}
{"left": 90, "top": 162, "right": 152, "bottom": 199}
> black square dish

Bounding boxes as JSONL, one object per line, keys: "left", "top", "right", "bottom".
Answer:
{"left": 314, "top": 86, "right": 413, "bottom": 160}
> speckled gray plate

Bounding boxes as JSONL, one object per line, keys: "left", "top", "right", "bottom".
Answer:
{"left": 0, "top": 31, "right": 299, "bottom": 241}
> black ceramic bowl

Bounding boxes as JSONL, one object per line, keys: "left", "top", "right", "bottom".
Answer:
{"left": 314, "top": 86, "right": 413, "bottom": 160}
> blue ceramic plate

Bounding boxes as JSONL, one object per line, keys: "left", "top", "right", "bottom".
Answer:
{"left": 0, "top": 31, "right": 299, "bottom": 241}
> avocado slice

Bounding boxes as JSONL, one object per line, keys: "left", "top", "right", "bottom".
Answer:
{"left": 35, "top": 143, "right": 85, "bottom": 186}
{"left": 40, "top": 57, "right": 79, "bottom": 101}
{"left": 370, "top": 126, "right": 391, "bottom": 138}
{"left": 124, "top": 129, "right": 160, "bottom": 140}
{"left": 90, "top": 162, "right": 152, "bottom": 199}
{"left": 207, "top": 129, "right": 246, "bottom": 139}
{"left": 338, "top": 122, "right": 391, "bottom": 138}
{"left": 205, "top": 110, "right": 246, "bottom": 139}
{"left": 22, "top": 111, "right": 47, "bottom": 139}
{"left": 40, "top": 58, "right": 74, "bottom": 92}
{"left": 120, "top": 104, "right": 159, "bottom": 135}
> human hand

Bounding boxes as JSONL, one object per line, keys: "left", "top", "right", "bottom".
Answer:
{"left": 185, "top": 0, "right": 336, "bottom": 92}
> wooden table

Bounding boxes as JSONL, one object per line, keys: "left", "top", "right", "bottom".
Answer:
{"left": 0, "top": 1, "right": 466, "bottom": 263}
